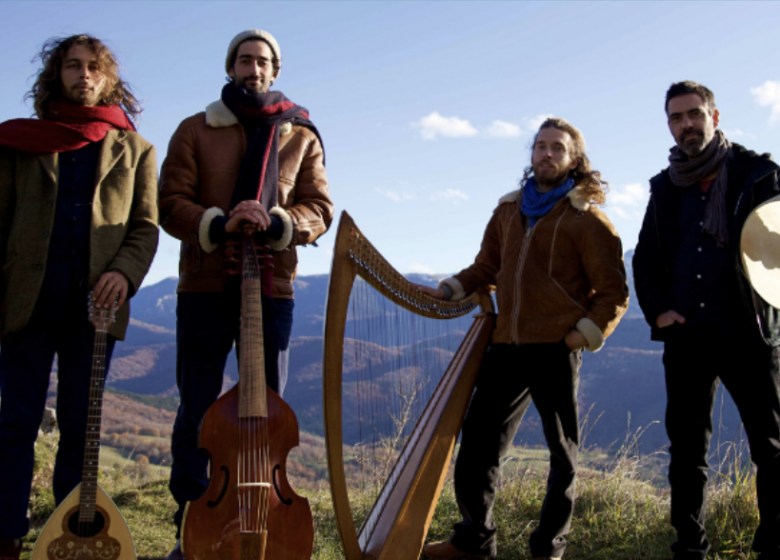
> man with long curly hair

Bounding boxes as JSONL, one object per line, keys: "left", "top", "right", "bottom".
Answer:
{"left": 417, "top": 118, "right": 628, "bottom": 560}
{"left": 0, "top": 35, "right": 158, "bottom": 559}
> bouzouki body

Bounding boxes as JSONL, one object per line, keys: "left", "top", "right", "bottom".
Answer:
{"left": 182, "top": 231, "right": 313, "bottom": 560}
{"left": 32, "top": 484, "right": 133, "bottom": 560}
{"left": 31, "top": 297, "right": 136, "bottom": 560}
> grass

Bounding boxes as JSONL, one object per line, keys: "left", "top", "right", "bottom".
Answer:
{"left": 22, "top": 431, "right": 761, "bottom": 560}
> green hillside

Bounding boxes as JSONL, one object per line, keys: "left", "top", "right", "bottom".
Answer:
{"left": 22, "top": 432, "right": 759, "bottom": 560}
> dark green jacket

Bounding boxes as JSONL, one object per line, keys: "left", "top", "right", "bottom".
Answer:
{"left": 0, "top": 129, "right": 159, "bottom": 340}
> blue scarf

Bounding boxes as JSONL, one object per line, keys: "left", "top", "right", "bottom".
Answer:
{"left": 521, "top": 177, "right": 575, "bottom": 227}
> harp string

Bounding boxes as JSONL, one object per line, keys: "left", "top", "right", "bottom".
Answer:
{"left": 344, "top": 274, "right": 473, "bottom": 536}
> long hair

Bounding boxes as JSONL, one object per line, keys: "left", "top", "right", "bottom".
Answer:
{"left": 26, "top": 35, "right": 142, "bottom": 122}
{"left": 520, "top": 117, "right": 608, "bottom": 207}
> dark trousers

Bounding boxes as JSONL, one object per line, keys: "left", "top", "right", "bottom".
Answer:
{"left": 664, "top": 339, "right": 780, "bottom": 560}
{"left": 168, "top": 289, "right": 294, "bottom": 534}
{"left": 451, "top": 341, "right": 582, "bottom": 559}
{"left": 0, "top": 310, "right": 115, "bottom": 539}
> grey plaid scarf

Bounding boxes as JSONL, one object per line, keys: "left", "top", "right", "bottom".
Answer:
{"left": 668, "top": 129, "right": 733, "bottom": 247}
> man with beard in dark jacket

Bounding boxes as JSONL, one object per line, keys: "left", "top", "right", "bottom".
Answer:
{"left": 633, "top": 81, "right": 780, "bottom": 560}
{"left": 159, "top": 29, "right": 333, "bottom": 559}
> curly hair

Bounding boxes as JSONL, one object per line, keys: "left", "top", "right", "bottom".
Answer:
{"left": 26, "top": 34, "right": 141, "bottom": 122}
{"left": 520, "top": 117, "right": 608, "bottom": 207}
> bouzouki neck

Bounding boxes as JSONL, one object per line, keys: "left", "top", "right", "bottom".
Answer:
{"left": 82, "top": 299, "right": 114, "bottom": 523}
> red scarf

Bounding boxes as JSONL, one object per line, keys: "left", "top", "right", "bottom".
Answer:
{"left": 0, "top": 101, "right": 135, "bottom": 154}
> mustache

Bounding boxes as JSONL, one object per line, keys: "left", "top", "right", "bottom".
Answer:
{"left": 680, "top": 127, "right": 704, "bottom": 140}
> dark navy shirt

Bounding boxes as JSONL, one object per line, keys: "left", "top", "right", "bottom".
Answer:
{"left": 34, "top": 141, "right": 102, "bottom": 324}
{"left": 668, "top": 184, "right": 752, "bottom": 340}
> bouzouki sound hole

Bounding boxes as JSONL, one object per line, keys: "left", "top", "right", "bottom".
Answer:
{"left": 67, "top": 510, "right": 105, "bottom": 538}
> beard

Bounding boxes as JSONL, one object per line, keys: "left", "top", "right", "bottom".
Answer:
{"left": 533, "top": 162, "right": 571, "bottom": 191}
{"left": 676, "top": 126, "right": 713, "bottom": 157}
{"left": 62, "top": 83, "right": 101, "bottom": 106}
{"left": 236, "top": 74, "right": 270, "bottom": 93}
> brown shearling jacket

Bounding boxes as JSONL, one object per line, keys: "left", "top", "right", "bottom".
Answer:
{"left": 0, "top": 130, "right": 159, "bottom": 340}
{"left": 441, "top": 186, "right": 629, "bottom": 351}
{"left": 158, "top": 99, "right": 333, "bottom": 297}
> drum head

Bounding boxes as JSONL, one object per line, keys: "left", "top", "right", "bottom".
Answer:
{"left": 741, "top": 195, "right": 780, "bottom": 308}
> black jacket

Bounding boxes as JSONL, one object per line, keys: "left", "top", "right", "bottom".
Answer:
{"left": 633, "top": 143, "right": 780, "bottom": 345}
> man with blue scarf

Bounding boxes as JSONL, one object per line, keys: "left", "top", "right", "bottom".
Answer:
{"left": 419, "top": 118, "right": 628, "bottom": 560}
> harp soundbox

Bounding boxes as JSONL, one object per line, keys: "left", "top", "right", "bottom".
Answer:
{"left": 323, "top": 211, "right": 496, "bottom": 560}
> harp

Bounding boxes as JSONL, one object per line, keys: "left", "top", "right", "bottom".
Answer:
{"left": 323, "top": 211, "right": 496, "bottom": 560}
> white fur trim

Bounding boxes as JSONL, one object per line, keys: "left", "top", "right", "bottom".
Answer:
{"left": 439, "top": 277, "right": 466, "bottom": 301}
{"left": 268, "top": 206, "right": 294, "bottom": 251}
{"left": 575, "top": 317, "right": 605, "bottom": 352}
{"left": 498, "top": 189, "right": 521, "bottom": 206}
{"left": 205, "top": 100, "right": 294, "bottom": 135}
{"left": 205, "top": 100, "right": 239, "bottom": 128}
{"left": 199, "top": 207, "right": 225, "bottom": 253}
{"left": 567, "top": 186, "right": 591, "bottom": 212}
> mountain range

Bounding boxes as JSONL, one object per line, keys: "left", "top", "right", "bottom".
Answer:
{"left": 105, "top": 250, "right": 746, "bottom": 457}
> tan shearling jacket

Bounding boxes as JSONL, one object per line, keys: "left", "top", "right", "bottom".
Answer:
{"left": 441, "top": 186, "right": 629, "bottom": 352}
{"left": 0, "top": 130, "right": 159, "bottom": 340}
{"left": 158, "top": 99, "right": 333, "bottom": 297}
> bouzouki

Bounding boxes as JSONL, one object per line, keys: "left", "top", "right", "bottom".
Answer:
{"left": 32, "top": 296, "right": 135, "bottom": 560}
{"left": 182, "top": 229, "right": 313, "bottom": 560}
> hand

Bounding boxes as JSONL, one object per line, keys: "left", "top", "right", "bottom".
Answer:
{"left": 565, "top": 329, "right": 587, "bottom": 351}
{"left": 93, "top": 271, "right": 129, "bottom": 310}
{"left": 656, "top": 310, "right": 686, "bottom": 328}
{"left": 226, "top": 200, "right": 271, "bottom": 233}
{"left": 412, "top": 283, "right": 446, "bottom": 300}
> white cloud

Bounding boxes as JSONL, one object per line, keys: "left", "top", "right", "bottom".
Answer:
{"left": 610, "top": 183, "right": 647, "bottom": 207}
{"left": 613, "top": 207, "right": 630, "bottom": 219}
{"left": 376, "top": 187, "right": 415, "bottom": 202}
{"left": 485, "top": 120, "right": 521, "bottom": 138}
{"left": 413, "top": 112, "right": 478, "bottom": 140}
{"left": 721, "top": 128, "right": 744, "bottom": 138}
{"left": 409, "top": 262, "right": 436, "bottom": 274}
{"left": 751, "top": 81, "right": 780, "bottom": 122}
{"left": 523, "top": 114, "right": 555, "bottom": 132}
{"left": 430, "top": 189, "right": 470, "bottom": 203}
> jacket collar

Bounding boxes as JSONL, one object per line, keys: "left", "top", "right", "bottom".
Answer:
{"left": 205, "top": 99, "right": 293, "bottom": 135}
{"left": 38, "top": 153, "right": 57, "bottom": 185}
{"left": 497, "top": 185, "right": 591, "bottom": 212}
{"left": 95, "top": 130, "right": 126, "bottom": 186}
{"left": 36, "top": 129, "right": 129, "bottom": 187}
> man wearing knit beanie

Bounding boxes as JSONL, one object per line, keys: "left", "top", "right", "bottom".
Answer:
{"left": 159, "top": 29, "right": 333, "bottom": 559}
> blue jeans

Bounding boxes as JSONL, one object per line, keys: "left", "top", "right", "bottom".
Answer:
{"left": 0, "top": 307, "right": 115, "bottom": 539}
{"left": 168, "top": 288, "right": 294, "bottom": 534}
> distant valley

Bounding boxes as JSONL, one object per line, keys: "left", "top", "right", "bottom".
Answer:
{"left": 100, "top": 251, "right": 745, "bottom": 458}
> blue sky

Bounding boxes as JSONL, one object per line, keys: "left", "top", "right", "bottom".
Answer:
{"left": 2, "top": 1, "right": 780, "bottom": 287}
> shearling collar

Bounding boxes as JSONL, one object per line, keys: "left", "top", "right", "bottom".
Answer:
{"left": 204, "top": 99, "right": 292, "bottom": 135}
{"left": 497, "top": 185, "right": 591, "bottom": 212}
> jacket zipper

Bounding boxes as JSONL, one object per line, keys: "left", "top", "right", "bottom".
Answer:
{"left": 511, "top": 215, "right": 537, "bottom": 343}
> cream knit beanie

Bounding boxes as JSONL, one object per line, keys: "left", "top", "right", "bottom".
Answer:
{"left": 225, "top": 29, "right": 281, "bottom": 75}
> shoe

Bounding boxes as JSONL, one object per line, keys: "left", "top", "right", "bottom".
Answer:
{"left": 0, "top": 539, "right": 22, "bottom": 560}
{"left": 423, "top": 539, "right": 490, "bottom": 560}
{"left": 165, "top": 540, "right": 184, "bottom": 560}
